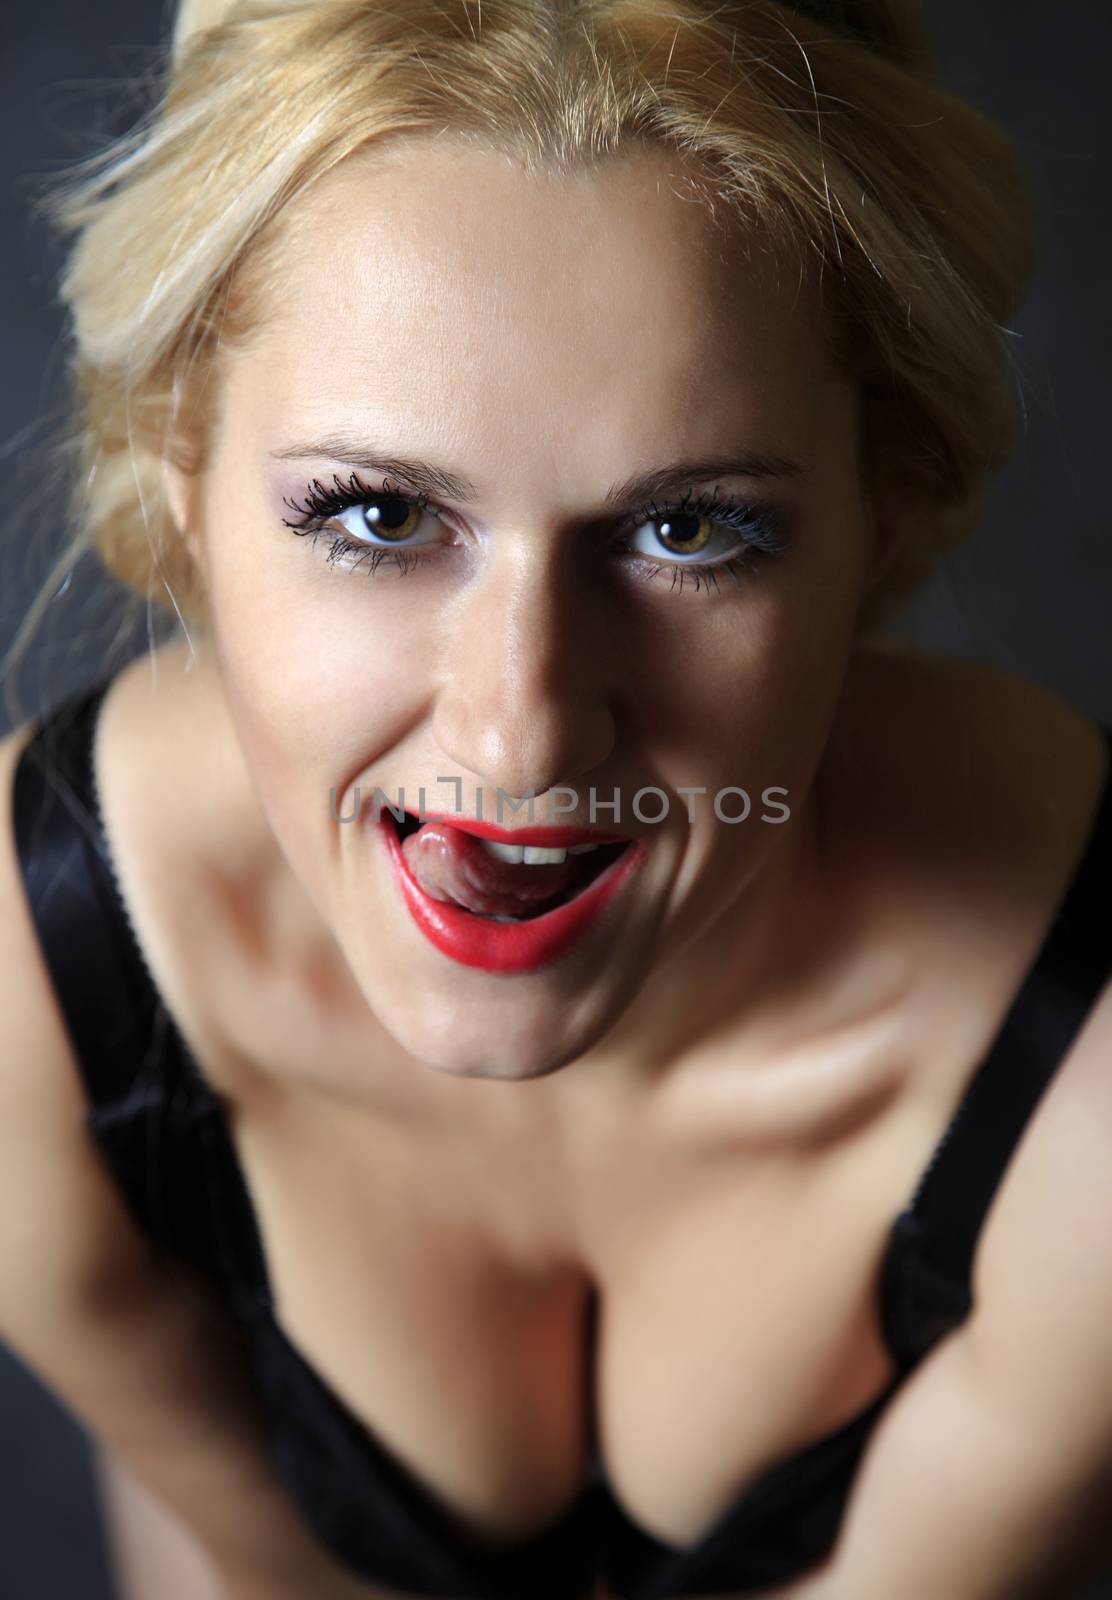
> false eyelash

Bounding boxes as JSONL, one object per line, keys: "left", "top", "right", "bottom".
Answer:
{"left": 282, "top": 470, "right": 435, "bottom": 529}
{"left": 281, "top": 473, "right": 792, "bottom": 595}
{"left": 629, "top": 487, "right": 792, "bottom": 560}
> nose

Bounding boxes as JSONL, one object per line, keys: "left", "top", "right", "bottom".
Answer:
{"left": 431, "top": 543, "right": 616, "bottom": 805}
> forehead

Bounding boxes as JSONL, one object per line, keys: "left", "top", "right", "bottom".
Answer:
{"left": 224, "top": 136, "right": 833, "bottom": 468}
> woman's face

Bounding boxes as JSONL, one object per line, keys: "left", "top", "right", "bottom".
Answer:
{"left": 186, "top": 136, "right": 878, "bottom": 1090}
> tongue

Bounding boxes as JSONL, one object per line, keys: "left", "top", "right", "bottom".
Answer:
{"left": 400, "top": 821, "right": 579, "bottom": 917}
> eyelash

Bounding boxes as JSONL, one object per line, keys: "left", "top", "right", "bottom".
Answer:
{"left": 281, "top": 471, "right": 792, "bottom": 597}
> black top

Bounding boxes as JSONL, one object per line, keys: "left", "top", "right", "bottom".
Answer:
{"left": 9, "top": 676, "right": 1112, "bottom": 1600}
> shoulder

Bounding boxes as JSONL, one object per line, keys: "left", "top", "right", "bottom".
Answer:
{"left": 842, "top": 649, "right": 1112, "bottom": 1468}
{"left": 906, "top": 967, "right": 1112, "bottom": 1591}
{"left": 92, "top": 639, "right": 314, "bottom": 1100}
{"left": 0, "top": 714, "right": 161, "bottom": 1335}
{"left": 95, "top": 635, "right": 283, "bottom": 924}
{"left": 800, "top": 649, "right": 1112, "bottom": 1591}
{"left": 823, "top": 639, "right": 1109, "bottom": 915}
{"left": 824, "top": 641, "right": 1112, "bottom": 1335}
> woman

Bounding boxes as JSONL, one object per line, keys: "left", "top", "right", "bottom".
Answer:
{"left": 2, "top": 1, "right": 1110, "bottom": 1598}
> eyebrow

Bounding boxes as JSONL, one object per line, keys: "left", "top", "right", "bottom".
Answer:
{"left": 270, "top": 438, "right": 804, "bottom": 509}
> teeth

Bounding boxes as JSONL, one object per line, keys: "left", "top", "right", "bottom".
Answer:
{"left": 476, "top": 840, "right": 606, "bottom": 865}
{"left": 522, "top": 845, "right": 567, "bottom": 865}
{"left": 476, "top": 840, "right": 573, "bottom": 865}
{"left": 480, "top": 840, "right": 525, "bottom": 864}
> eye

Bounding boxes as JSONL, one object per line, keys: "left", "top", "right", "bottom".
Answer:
{"left": 331, "top": 489, "right": 442, "bottom": 548}
{"left": 281, "top": 473, "right": 791, "bottom": 594}
{"left": 625, "top": 490, "right": 788, "bottom": 570}
{"left": 629, "top": 505, "right": 725, "bottom": 562}
{"left": 281, "top": 473, "right": 450, "bottom": 574}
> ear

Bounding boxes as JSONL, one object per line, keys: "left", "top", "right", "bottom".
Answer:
{"left": 162, "top": 454, "right": 209, "bottom": 605}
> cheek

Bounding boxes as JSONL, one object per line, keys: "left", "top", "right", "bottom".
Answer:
{"left": 726, "top": 514, "right": 871, "bottom": 791}
{"left": 202, "top": 537, "right": 438, "bottom": 868}
{"left": 637, "top": 529, "right": 866, "bottom": 811}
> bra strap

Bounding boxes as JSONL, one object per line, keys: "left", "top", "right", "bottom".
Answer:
{"left": 10, "top": 681, "right": 163, "bottom": 1110}
{"left": 880, "top": 724, "right": 1112, "bottom": 1367}
{"left": 10, "top": 679, "right": 268, "bottom": 1307}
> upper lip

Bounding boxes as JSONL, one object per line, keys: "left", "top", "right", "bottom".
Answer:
{"left": 400, "top": 811, "right": 632, "bottom": 848}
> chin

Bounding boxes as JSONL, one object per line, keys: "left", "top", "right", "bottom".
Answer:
{"left": 368, "top": 988, "right": 602, "bottom": 1083}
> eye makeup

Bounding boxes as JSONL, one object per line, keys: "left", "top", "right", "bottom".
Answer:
{"left": 280, "top": 470, "right": 794, "bottom": 598}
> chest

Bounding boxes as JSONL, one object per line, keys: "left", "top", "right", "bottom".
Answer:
{"left": 110, "top": 775, "right": 1075, "bottom": 1560}
{"left": 224, "top": 1046, "right": 951, "bottom": 1551}
{"left": 88, "top": 644, "right": 1110, "bottom": 1569}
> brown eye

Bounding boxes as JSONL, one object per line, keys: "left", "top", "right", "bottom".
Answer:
{"left": 653, "top": 510, "right": 713, "bottom": 556}
{"left": 325, "top": 490, "right": 445, "bottom": 551}
{"left": 358, "top": 494, "right": 423, "bottom": 542}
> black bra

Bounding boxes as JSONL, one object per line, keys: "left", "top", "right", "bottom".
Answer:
{"left": 10, "top": 677, "right": 1112, "bottom": 1600}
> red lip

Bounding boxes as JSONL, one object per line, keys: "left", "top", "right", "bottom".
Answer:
{"left": 378, "top": 815, "right": 648, "bottom": 972}
{"left": 404, "top": 812, "right": 630, "bottom": 848}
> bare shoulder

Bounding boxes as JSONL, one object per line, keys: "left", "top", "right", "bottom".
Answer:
{"left": 94, "top": 635, "right": 249, "bottom": 869}
{"left": 0, "top": 693, "right": 373, "bottom": 1592}
{"left": 826, "top": 640, "right": 1112, "bottom": 1339}
{"left": 778, "top": 650, "right": 1112, "bottom": 1597}
{"left": 952, "top": 635, "right": 1112, "bottom": 1420}
{"left": 97, "top": 639, "right": 375, "bottom": 1120}
{"left": 0, "top": 713, "right": 164, "bottom": 1347}
{"left": 841, "top": 649, "right": 1112, "bottom": 1452}
{"left": 824, "top": 638, "right": 1109, "bottom": 907}
{"left": 92, "top": 639, "right": 297, "bottom": 1097}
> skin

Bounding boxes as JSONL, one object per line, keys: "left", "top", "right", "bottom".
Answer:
{"left": 70, "top": 134, "right": 1112, "bottom": 1600}
{"left": 170, "top": 133, "right": 891, "bottom": 1104}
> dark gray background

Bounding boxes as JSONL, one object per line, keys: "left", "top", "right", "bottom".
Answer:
{"left": 2, "top": 2, "right": 1110, "bottom": 1597}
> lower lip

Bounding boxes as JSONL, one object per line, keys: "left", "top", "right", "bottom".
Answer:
{"left": 377, "top": 819, "right": 649, "bottom": 973}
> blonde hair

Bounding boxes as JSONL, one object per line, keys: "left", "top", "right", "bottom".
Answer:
{"left": 10, "top": 0, "right": 1034, "bottom": 680}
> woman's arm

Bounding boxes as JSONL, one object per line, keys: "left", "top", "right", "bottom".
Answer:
{"left": 0, "top": 727, "right": 392, "bottom": 1596}
{"left": 626, "top": 978, "right": 1112, "bottom": 1600}
{"left": 96, "top": 1442, "right": 224, "bottom": 1600}
{"left": 3, "top": 1221, "right": 396, "bottom": 1596}
{"left": 749, "top": 979, "right": 1112, "bottom": 1600}
{"left": 745, "top": 1339, "right": 1112, "bottom": 1600}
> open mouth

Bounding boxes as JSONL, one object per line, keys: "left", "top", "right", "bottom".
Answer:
{"left": 391, "top": 811, "right": 632, "bottom": 922}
